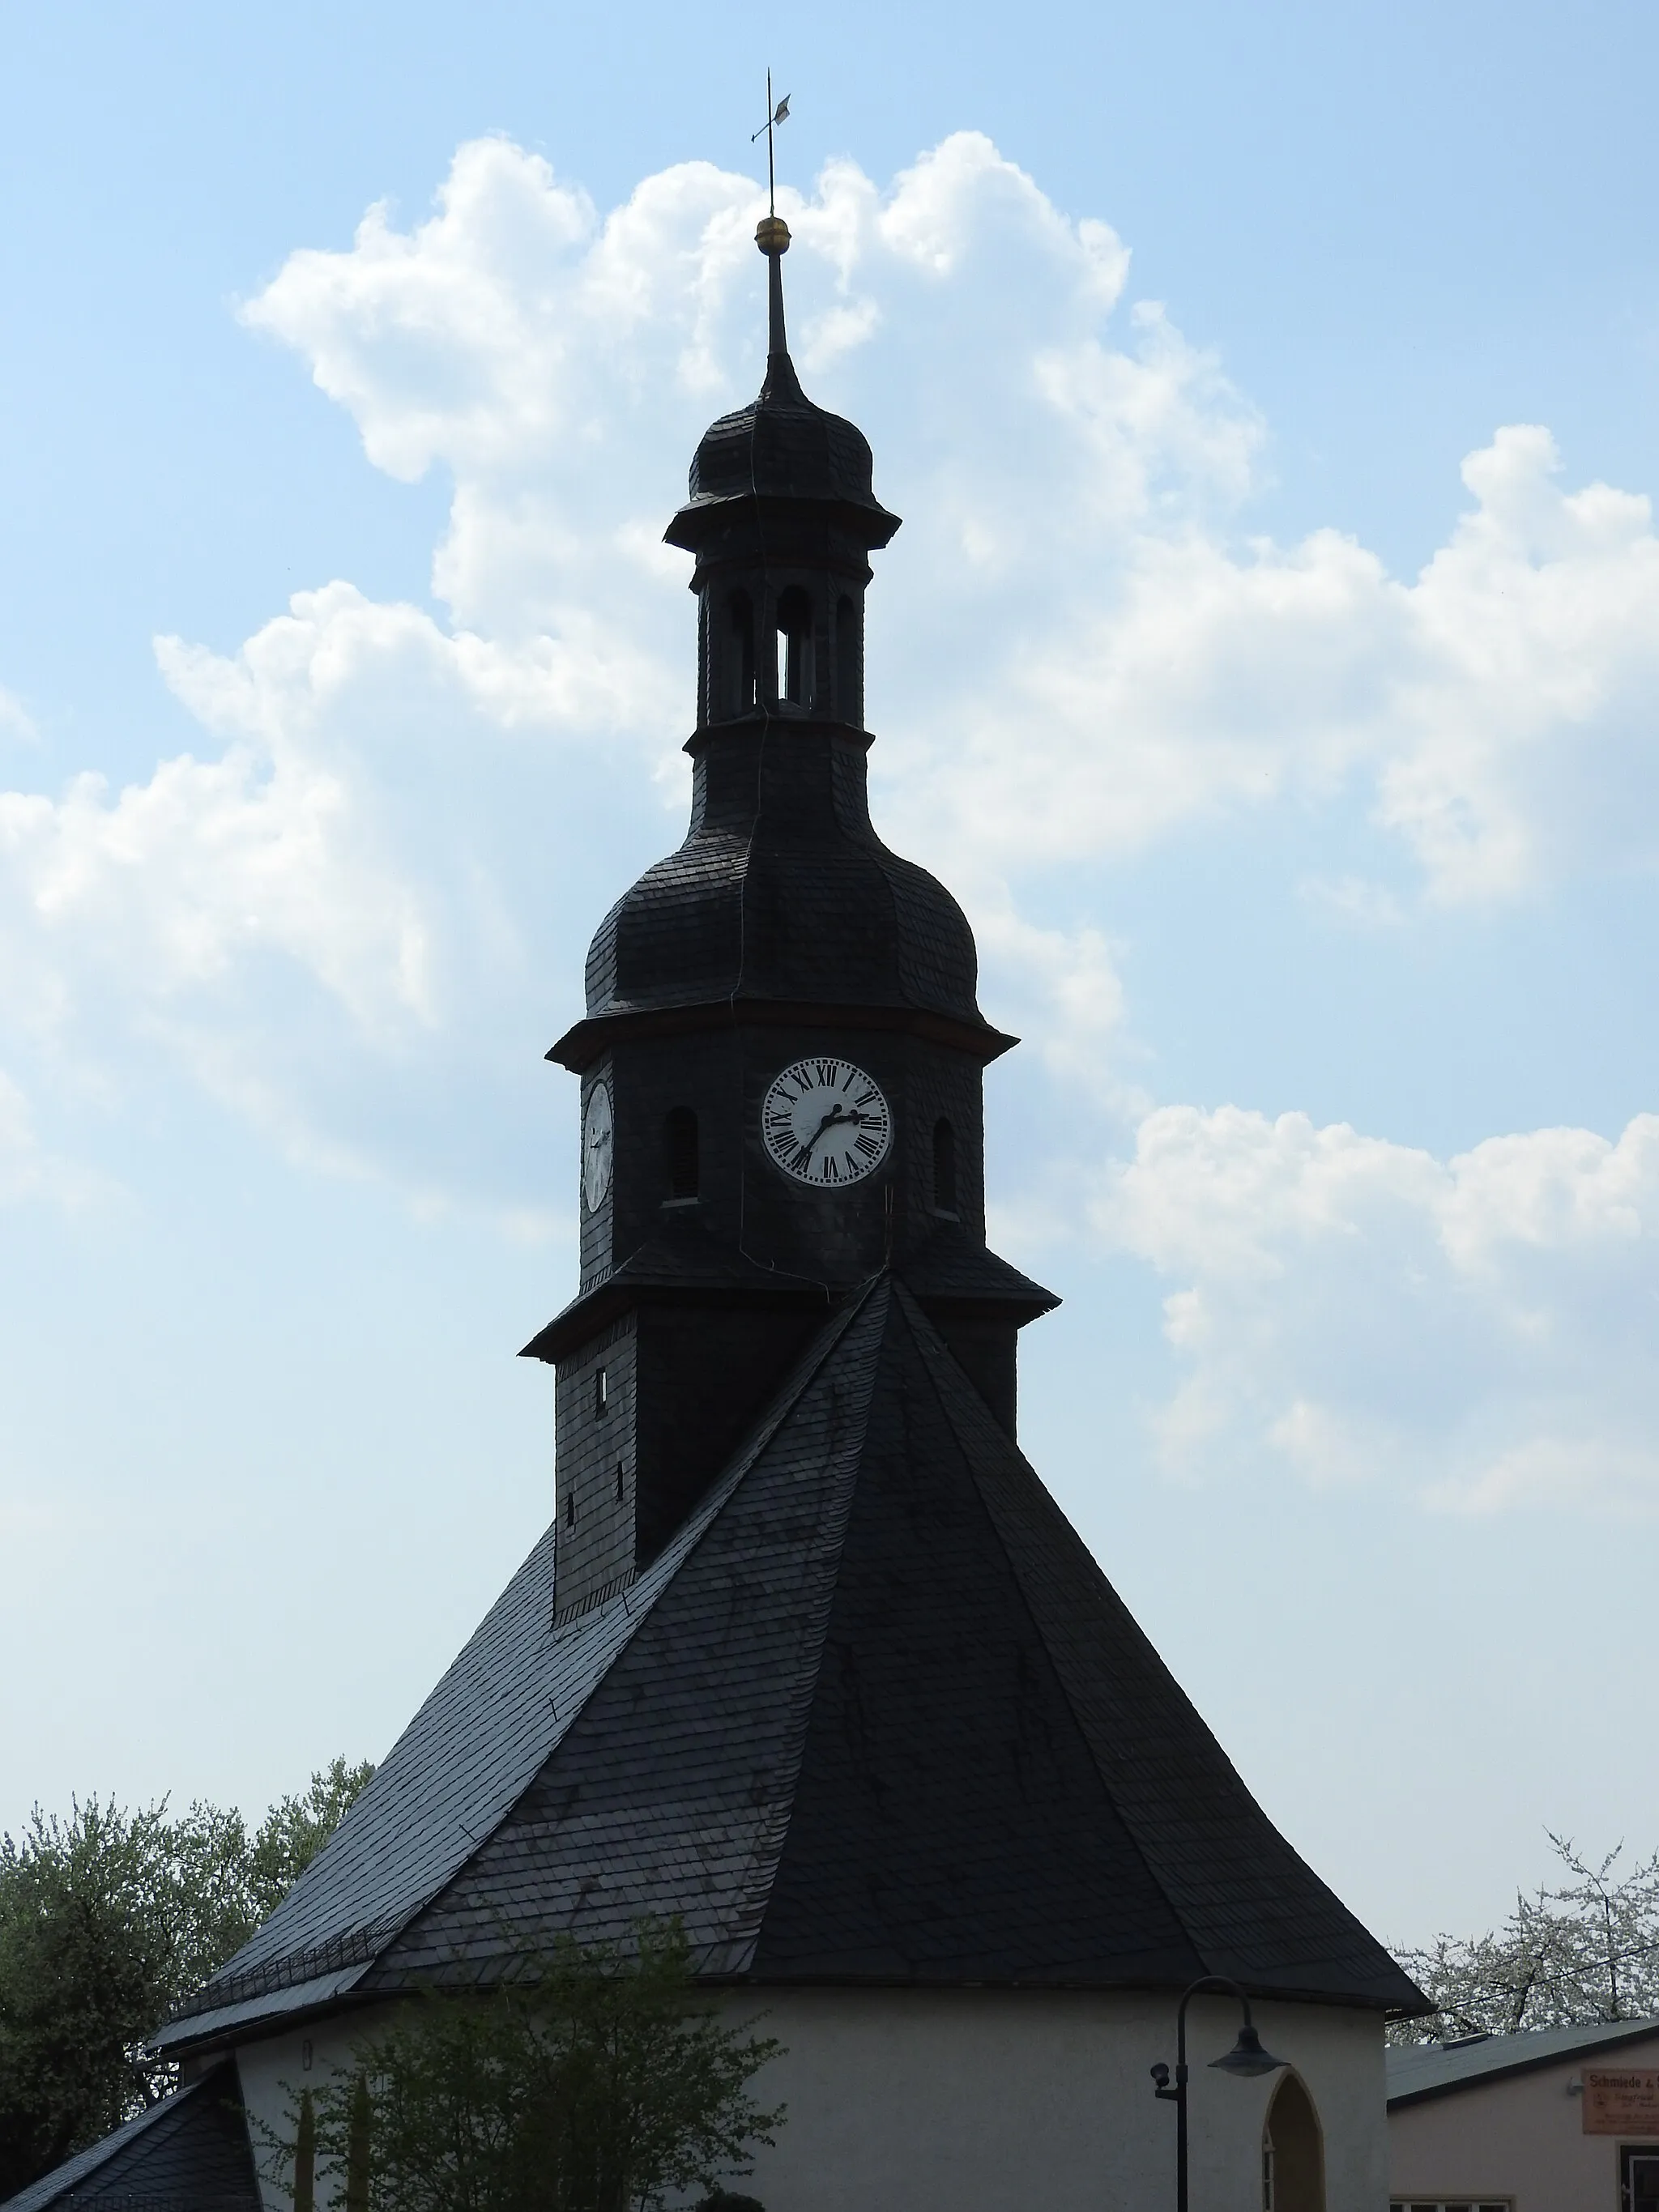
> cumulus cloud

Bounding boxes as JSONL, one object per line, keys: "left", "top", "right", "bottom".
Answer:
{"left": 3, "top": 128, "right": 1659, "bottom": 1228}
{"left": 1096, "top": 1106, "right": 1659, "bottom": 1511}
{"left": 237, "top": 131, "right": 1659, "bottom": 924}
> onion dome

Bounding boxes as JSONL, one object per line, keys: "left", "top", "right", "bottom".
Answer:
{"left": 664, "top": 218, "right": 899, "bottom": 559}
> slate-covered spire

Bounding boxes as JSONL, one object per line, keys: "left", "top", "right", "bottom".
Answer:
{"left": 758, "top": 211, "right": 795, "bottom": 388}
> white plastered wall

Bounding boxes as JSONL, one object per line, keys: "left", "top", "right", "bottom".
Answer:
{"left": 235, "top": 1985, "right": 1387, "bottom": 2212}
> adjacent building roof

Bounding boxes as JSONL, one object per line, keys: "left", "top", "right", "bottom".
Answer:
{"left": 1, "top": 2063, "right": 260, "bottom": 2212}
{"left": 159, "top": 1277, "right": 1422, "bottom": 2058}
{"left": 1387, "top": 2017, "right": 1659, "bottom": 2106}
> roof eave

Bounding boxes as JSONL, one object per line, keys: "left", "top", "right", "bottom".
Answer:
{"left": 548, "top": 995, "right": 1017, "bottom": 1075}
{"left": 1387, "top": 2018, "right": 1659, "bottom": 2107}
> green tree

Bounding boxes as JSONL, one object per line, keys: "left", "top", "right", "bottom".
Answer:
{"left": 248, "top": 1758, "right": 376, "bottom": 1921}
{"left": 0, "top": 1759, "right": 373, "bottom": 2196}
{"left": 282, "top": 1920, "right": 783, "bottom": 2212}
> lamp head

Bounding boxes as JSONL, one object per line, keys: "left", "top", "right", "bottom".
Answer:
{"left": 1209, "top": 2022, "right": 1286, "bottom": 2079}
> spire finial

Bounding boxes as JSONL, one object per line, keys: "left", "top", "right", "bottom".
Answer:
{"left": 751, "top": 71, "right": 796, "bottom": 387}
{"left": 750, "top": 69, "right": 791, "bottom": 217}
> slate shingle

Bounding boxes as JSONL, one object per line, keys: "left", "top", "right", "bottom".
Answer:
{"left": 1, "top": 2064, "right": 258, "bottom": 2212}
{"left": 160, "top": 1276, "right": 1418, "bottom": 2039}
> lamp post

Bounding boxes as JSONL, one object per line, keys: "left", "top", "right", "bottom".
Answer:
{"left": 1150, "top": 1974, "right": 1286, "bottom": 2212}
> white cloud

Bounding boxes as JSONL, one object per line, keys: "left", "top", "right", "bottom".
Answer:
{"left": 1097, "top": 1106, "right": 1659, "bottom": 1511}
{"left": 5, "top": 129, "right": 1659, "bottom": 1215}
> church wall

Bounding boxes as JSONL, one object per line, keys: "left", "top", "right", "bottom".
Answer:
{"left": 729, "top": 1987, "right": 1386, "bottom": 2212}
{"left": 233, "top": 2008, "right": 401, "bottom": 2212}
{"left": 231, "top": 1988, "right": 1384, "bottom": 2212}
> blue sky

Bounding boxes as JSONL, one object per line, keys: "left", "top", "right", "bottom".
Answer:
{"left": 3, "top": 0, "right": 1659, "bottom": 1951}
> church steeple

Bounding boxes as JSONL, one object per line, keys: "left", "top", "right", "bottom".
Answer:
{"left": 524, "top": 230, "right": 1056, "bottom": 1621}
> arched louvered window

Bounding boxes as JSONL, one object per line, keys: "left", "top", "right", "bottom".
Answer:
{"left": 932, "top": 1119, "right": 957, "bottom": 1215}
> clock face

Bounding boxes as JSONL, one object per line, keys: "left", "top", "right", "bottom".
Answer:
{"left": 762, "top": 1058, "right": 892, "bottom": 1188}
{"left": 582, "top": 1081, "right": 614, "bottom": 1213}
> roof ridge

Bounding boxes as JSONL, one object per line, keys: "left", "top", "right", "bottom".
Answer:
{"left": 702, "top": 1279, "right": 893, "bottom": 1972}
{"left": 353, "top": 1283, "right": 890, "bottom": 1991}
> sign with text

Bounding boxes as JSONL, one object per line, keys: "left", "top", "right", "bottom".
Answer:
{"left": 1583, "top": 2068, "right": 1659, "bottom": 2134}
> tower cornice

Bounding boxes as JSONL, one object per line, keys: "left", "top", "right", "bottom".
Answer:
{"left": 547, "top": 995, "right": 1017, "bottom": 1076}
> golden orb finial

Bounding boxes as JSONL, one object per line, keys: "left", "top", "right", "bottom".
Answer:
{"left": 755, "top": 215, "right": 791, "bottom": 258}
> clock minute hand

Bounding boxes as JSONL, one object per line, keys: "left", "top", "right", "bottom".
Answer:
{"left": 807, "top": 1104, "right": 855, "bottom": 1145}
{"left": 793, "top": 1103, "right": 856, "bottom": 1173}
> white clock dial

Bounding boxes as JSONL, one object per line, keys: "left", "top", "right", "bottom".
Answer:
{"left": 762, "top": 1058, "right": 892, "bottom": 1188}
{"left": 582, "top": 1081, "right": 614, "bottom": 1213}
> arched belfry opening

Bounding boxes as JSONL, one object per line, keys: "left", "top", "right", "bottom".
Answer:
{"left": 725, "top": 590, "right": 757, "bottom": 718}
{"left": 1262, "top": 2073, "right": 1324, "bottom": 2212}
{"left": 774, "top": 585, "right": 813, "bottom": 709}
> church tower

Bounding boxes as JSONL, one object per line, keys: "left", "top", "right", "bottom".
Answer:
{"left": 73, "top": 211, "right": 1427, "bottom": 2212}
{"left": 523, "top": 215, "right": 1056, "bottom": 1622}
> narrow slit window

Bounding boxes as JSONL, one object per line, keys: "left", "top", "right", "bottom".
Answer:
{"left": 665, "top": 1107, "right": 700, "bottom": 1200}
{"left": 564, "top": 1489, "right": 576, "bottom": 1528}
{"left": 932, "top": 1119, "right": 957, "bottom": 1214}
{"left": 615, "top": 1464, "right": 625, "bottom": 1503}
{"left": 594, "top": 1366, "right": 608, "bottom": 1420}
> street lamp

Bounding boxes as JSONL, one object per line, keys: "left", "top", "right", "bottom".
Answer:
{"left": 1150, "top": 1974, "right": 1286, "bottom": 2212}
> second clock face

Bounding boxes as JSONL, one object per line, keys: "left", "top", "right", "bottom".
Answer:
{"left": 582, "top": 1080, "right": 614, "bottom": 1213}
{"left": 762, "top": 1058, "right": 893, "bottom": 1188}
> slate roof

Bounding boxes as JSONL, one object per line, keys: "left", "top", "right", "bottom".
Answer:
{"left": 567, "top": 733, "right": 998, "bottom": 1055}
{"left": 1386, "top": 2016, "right": 1659, "bottom": 2105}
{"left": 664, "top": 345, "right": 901, "bottom": 554}
{"left": 0, "top": 2063, "right": 259, "bottom": 2212}
{"left": 159, "top": 1279, "right": 1421, "bottom": 2056}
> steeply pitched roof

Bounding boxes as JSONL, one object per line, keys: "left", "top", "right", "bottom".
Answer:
{"left": 0, "top": 2063, "right": 258, "bottom": 2212}
{"left": 1387, "top": 2016, "right": 1659, "bottom": 2105}
{"left": 160, "top": 1280, "right": 1419, "bottom": 2056}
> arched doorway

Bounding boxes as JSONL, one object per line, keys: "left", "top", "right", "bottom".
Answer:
{"left": 1262, "top": 2073, "right": 1324, "bottom": 2212}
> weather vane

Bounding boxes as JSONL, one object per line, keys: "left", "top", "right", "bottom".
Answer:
{"left": 751, "top": 70, "right": 791, "bottom": 218}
